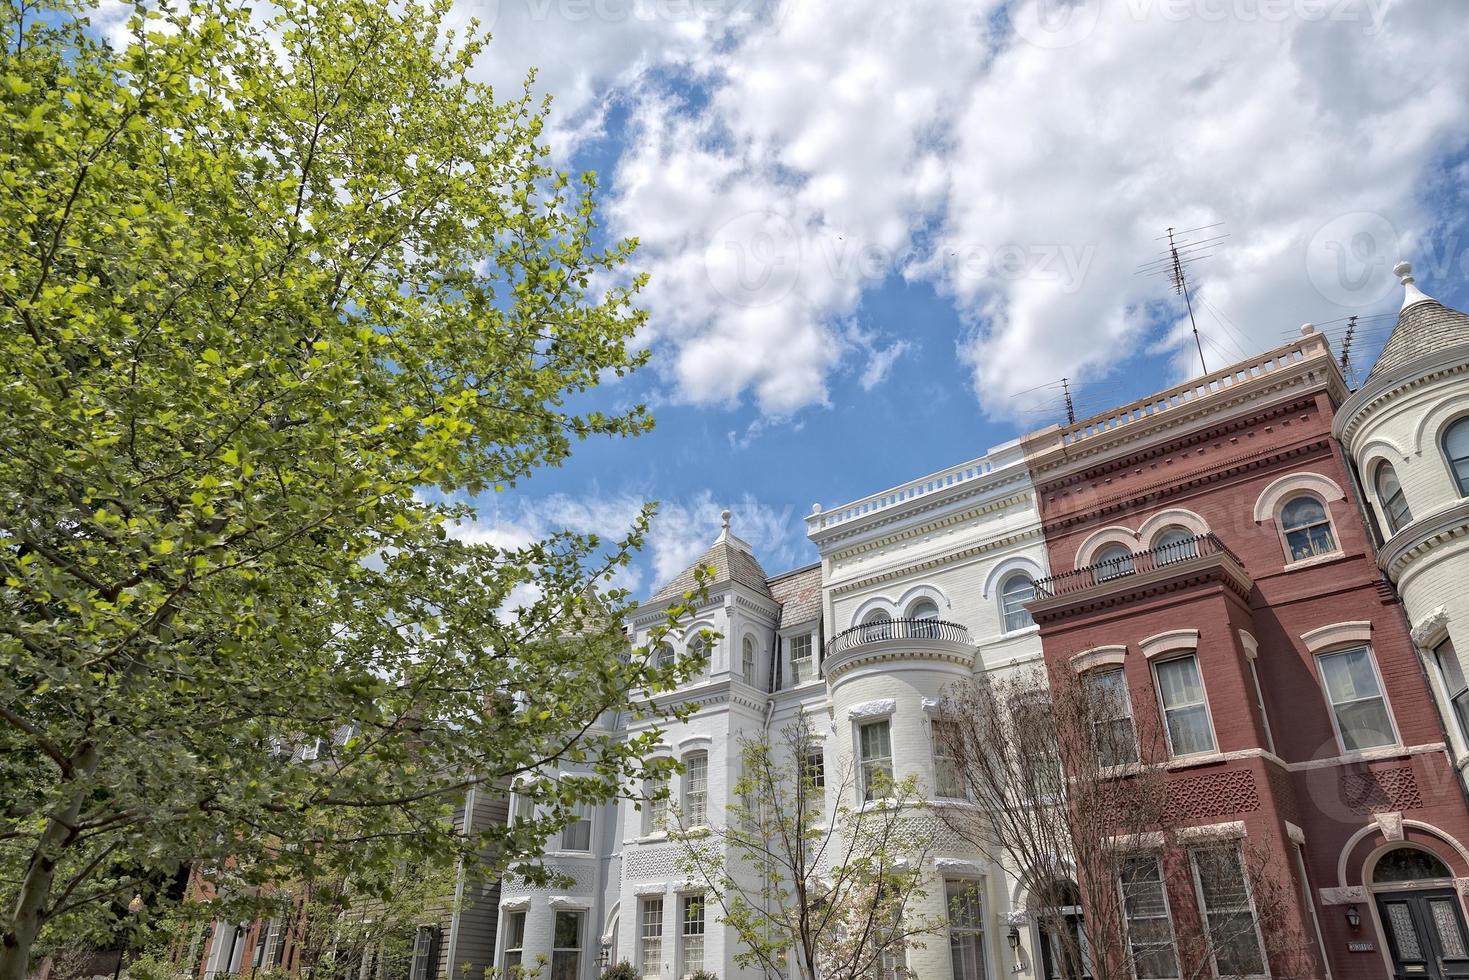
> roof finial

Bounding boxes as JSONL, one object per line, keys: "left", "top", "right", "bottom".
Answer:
{"left": 720, "top": 508, "right": 731, "bottom": 531}
{"left": 1395, "top": 259, "right": 1433, "bottom": 311}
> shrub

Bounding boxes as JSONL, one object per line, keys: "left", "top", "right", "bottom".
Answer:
{"left": 599, "top": 962, "right": 639, "bottom": 980}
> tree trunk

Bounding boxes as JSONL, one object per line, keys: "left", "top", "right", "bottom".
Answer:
{"left": 1, "top": 745, "right": 98, "bottom": 980}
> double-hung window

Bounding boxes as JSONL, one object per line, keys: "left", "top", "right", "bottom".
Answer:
{"left": 1154, "top": 655, "right": 1215, "bottom": 757}
{"left": 930, "top": 720, "right": 964, "bottom": 799}
{"left": 679, "top": 895, "right": 705, "bottom": 978}
{"left": 1119, "top": 855, "right": 1179, "bottom": 980}
{"left": 1245, "top": 657, "right": 1276, "bottom": 755}
{"left": 638, "top": 898, "right": 663, "bottom": 980}
{"left": 683, "top": 752, "right": 708, "bottom": 827}
{"left": 1445, "top": 417, "right": 1469, "bottom": 497}
{"left": 1434, "top": 639, "right": 1469, "bottom": 745}
{"left": 410, "top": 926, "right": 440, "bottom": 980}
{"left": 502, "top": 911, "right": 526, "bottom": 974}
{"left": 1280, "top": 495, "right": 1337, "bottom": 562}
{"left": 946, "top": 880, "right": 986, "bottom": 980}
{"left": 802, "top": 749, "right": 826, "bottom": 809}
{"left": 789, "top": 634, "right": 813, "bottom": 686}
{"left": 1317, "top": 645, "right": 1396, "bottom": 751}
{"left": 742, "top": 637, "right": 757, "bottom": 687}
{"left": 644, "top": 775, "right": 668, "bottom": 835}
{"left": 1190, "top": 845, "right": 1266, "bottom": 978}
{"left": 1375, "top": 463, "right": 1413, "bottom": 534}
{"left": 551, "top": 911, "right": 583, "bottom": 980}
{"left": 858, "top": 719, "right": 893, "bottom": 802}
{"left": 1085, "top": 667, "right": 1138, "bottom": 767}
{"left": 1000, "top": 573, "right": 1036, "bottom": 632}
{"left": 560, "top": 802, "right": 592, "bottom": 852}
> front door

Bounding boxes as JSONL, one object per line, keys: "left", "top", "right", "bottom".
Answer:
{"left": 1377, "top": 889, "right": 1469, "bottom": 979}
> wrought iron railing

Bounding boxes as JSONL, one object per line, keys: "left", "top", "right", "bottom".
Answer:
{"left": 1033, "top": 533, "right": 1242, "bottom": 599}
{"left": 824, "top": 618, "right": 971, "bottom": 659}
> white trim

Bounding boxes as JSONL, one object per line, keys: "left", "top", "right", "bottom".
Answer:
{"left": 632, "top": 883, "right": 667, "bottom": 896}
{"left": 1070, "top": 644, "right": 1128, "bottom": 673}
{"left": 1300, "top": 620, "right": 1372, "bottom": 653}
{"left": 849, "top": 595, "right": 899, "bottom": 628}
{"left": 1313, "top": 643, "right": 1401, "bottom": 754}
{"left": 549, "top": 896, "right": 591, "bottom": 910}
{"left": 1252, "top": 470, "right": 1346, "bottom": 522}
{"left": 1285, "top": 821, "right": 1306, "bottom": 845}
{"left": 980, "top": 555, "right": 1047, "bottom": 599}
{"left": 1237, "top": 629, "right": 1260, "bottom": 661}
{"left": 934, "top": 858, "right": 984, "bottom": 877}
{"left": 1139, "top": 629, "right": 1200, "bottom": 660}
{"left": 1177, "top": 820, "right": 1247, "bottom": 841}
{"left": 1074, "top": 524, "right": 1141, "bottom": 569}
{"left": 847, "top": 698, "right": 897, "bottom": 721}
{"left": 1151, "top": 651, "right": 1219, "bottom": 759}
{"left": 500, "top": 897, "right": 531, "bottom": 911}
{"left": 1137, "top": 508, "right": 1211, "bottom": 545}
{"left": 676, "top": 734, "right": 713, "bottom": 752}
{"left": 1412, "top": 606, "right": 1452, "bottom": 648}
{"left": 896, "top": 583, "right": 949, "bottom": 616}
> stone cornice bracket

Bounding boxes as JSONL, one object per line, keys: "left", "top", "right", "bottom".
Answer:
{"left": 1412, "top": 606, "right": 1451, "bottom": 649}
{"left": 1238, "top": 629, "right": 1260, "bottom": 661}
{"left": 1300, "top": 620, "right": 1372, "bottom": 653}
{"left": 1138, "top": 629, "right": 1200, "bottom": 660}
{"left": 1070, "top": 644, "right": 1128, "bottom": 674}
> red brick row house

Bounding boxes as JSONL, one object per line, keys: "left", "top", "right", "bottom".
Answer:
{"left": 1020, "top": 304, "right": 1469, "bottom": 979}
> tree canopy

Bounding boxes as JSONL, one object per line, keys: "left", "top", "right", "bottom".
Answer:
{"left": 0, "top": 0, "right": 689, "bottom": 972}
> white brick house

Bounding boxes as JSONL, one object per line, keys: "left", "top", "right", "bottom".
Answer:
{"left": 495, "top": 439, "right": 1054, "bottom": 980}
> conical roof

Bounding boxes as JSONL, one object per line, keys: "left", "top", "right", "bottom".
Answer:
{"left": 1368, "top": 262, "right": 1469, "bottom": 380}
{"left": 650, "top": 511, "right": 773, "bottom": 604}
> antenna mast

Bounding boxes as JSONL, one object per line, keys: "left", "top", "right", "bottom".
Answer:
{"left": 1061, "top": 377, "right": 1076, "bottom": 425}
{"left": 1169, "top": 227, "right": 1208, "bottom": 374}
{"left": 1136, "top": 222, "right": 1229, "bottom": 377}
{"left": 1339, "top": 314, "right": 1359, "bottom": 388}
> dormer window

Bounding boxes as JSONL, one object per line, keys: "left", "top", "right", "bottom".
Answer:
{"left": 789, "top": 633, "right": 813, "bottom": 686}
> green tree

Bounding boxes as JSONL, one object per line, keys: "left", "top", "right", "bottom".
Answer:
{"left": 673, "top": 711, "right": 941, "bottom": 980}
{"left": 0, "top": 0, "right": 694, "bottom": 974}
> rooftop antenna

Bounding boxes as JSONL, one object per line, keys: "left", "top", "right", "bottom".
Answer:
{"left": 1339, "top": 315, "right": 1359, "bottom": 388}
{"left": 1061, "top": 377, "right": 1076, "bottom": 425}
{"left": 1136, "top": 222, "right": 1229, "bottom": 376}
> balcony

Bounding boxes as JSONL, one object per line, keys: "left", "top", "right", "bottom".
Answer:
{"left": 823, "top": 618, "right": 973, "bottom": 675}
{"left": 1030, "top": 533, "right": 1251, "bottom": 613}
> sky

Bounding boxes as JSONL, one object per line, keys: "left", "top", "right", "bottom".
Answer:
{"left": 111, "top": 0, "right": 1469, "bottom": 598}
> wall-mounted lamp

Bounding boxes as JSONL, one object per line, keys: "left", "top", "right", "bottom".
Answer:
{"left": 1345, "top": 905, "right": 1361, "bottom": 929}
{"left": 1007, "top": 926, "right": 1021, "bottom": 950}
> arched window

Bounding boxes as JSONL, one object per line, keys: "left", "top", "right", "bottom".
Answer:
{"left": 656, "top": 643, "right": 675, "bottom": 668}
{"left": 1000, "top": 573, "right": 1036, "bottom": 632}
{"left": 687, "top": 635, "right": 709, "bottom": 682}
{"left": 1373, "top": 847, "right": 1452, "bottom": 884}
{"left": 1153, "top": 527, "right": 1198, "bottom": 564}
{"left": 1280, "top": 495, "right": 1336, "bottom": 562}
{"left": 1094, "top": 544, "right": 1135, "bottom": 581}
{"left": 861, "top": 609, "right": 893, "bottom": 642}
{"left": 908, "top": 599, "right": 939, "bottom": 638}
{"left": 1374, "top": 462, "right": 1412, "bottom": 534}
{"left": 1445, "top": 417, "right": 1469, "bottom": 497}
{"left": 741, "top": 636, "right": 757, "bottom": 687}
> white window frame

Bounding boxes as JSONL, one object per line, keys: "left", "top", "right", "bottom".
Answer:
{"left": 643, "top": 773, "right": 668, "bottom": 837}
{"left": 1292, "top": 843, "right": 1332, "bottom": 980}
{"left": 1085, "top": 666, "right": 1139, "bottom": 768}
{"left": 551, "top": 910, "right": 584, "bottom": 980}
{"left": 930, "top": 718, "right": 964, "bottom": 799}
{"left": 638, "top": 897, "right": 663, "bottom": 980}
{"left": 945, "top": 878, "right": 987, "bottom": 980}
{"left": 1151, "top": 653, "right": 1217, "bottom": 759}
{"left": 1245, "top": 657, "right": 1275, "bottom": 756}
{"left": 857, "top": 718, "right": 894, "bottom": 803}
{"left": 1444, "top": 415, "right": 1469, "bottom": 498}
{"left": 1276, "top": 493, "right": 1339, "bottom": 565}
{"left": 501, "top": 910, "right": 526, "bottom": 974}
{"left": 1314, "top": 644, "right": 1400, "bottom": 753}
{"left": 559, "top": 801, "right": 593, "bottom": 852}
{"left": 741, "top": 636, "right": 757, "bottom": 687}
{"left": 788, "top": 633, "right": 813, "bottom": 687}
{"left": 1095, "top": 544, "right": 1136, "bottom": 581}
{"left": 1188, "top": 843, "right": 1268, "bottom": 980}
{"left": 678, "top": 894, "right": 705, "bottom": 979}
{"left": 682, "top": 751, "right": 709, "bottom": 827}
{"left": 1374, "top": 461, "right": 1413, "bottom": 535}
{"left": 1117, "top": 853, "right": 1180, "bottom": 980}
{"left": 999, "top": 572, "right": 1037, "bottom": 633}
{"left": 510, "top": 789, "right": 535, "bottom": 826}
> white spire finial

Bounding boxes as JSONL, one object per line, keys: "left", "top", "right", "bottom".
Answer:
{"left": 1300, "top": 323, "right": 1315, "bottom": 335}
{"left": 720, "top": 508, "right": 731, "bottom": 531}
{"left": 1395, "top": 259, "right": 1433, "bottom": 310}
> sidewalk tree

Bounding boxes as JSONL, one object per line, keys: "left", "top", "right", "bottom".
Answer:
{"left": 0, "top": 0, "right": 694, "bottom": 973}
{"left": 673, "top": 711, "right": 942, "bottom": 980}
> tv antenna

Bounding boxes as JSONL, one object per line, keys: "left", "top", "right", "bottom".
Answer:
{"left": 1339, "top": 315, "right": 1359, "bottom": 388}
{"left": 1061, "top": 377, "right": 1076, "bottom": 425}
{"left": 1136, "top": 222, "right": 1229, "bottom": 376}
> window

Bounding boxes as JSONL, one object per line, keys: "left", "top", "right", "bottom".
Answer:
{"left": 643, "top": 775, "right": 668, "bottom": 836}
{"left": 638, "top": 898, "right": 663, "bottom": 980}
{"left": 789, "top": 633, "right": 813, "bottom": 686}
{"left": 1012, "top": 695, "right": 1063, "bottom": 798}
{"left": 1317, "top": 645, "right": 1396, "bottom": 751}
{"left": 1000, "top": 573, "right": 1036, "bottom": 632}
{"left": 1154, "top": 655, "right": 1215, "bottom": 757}
{"left": 1292, "top": 845, "right": 1331, "bottom": 980}
{"left": 858, "top": 719, "right": 893, "bottom": 802}
{"left": 1118, "top": 855, "right": 1179, "bottom": 980}
{"left": 1375, "top": 462, "right": 1413, "bottom": 534}
{"left": 1246, "top": 657, "right": 1275, "bottom": 755}
{"left": 910, "top": 599, "right": 940, "bottom": 638}
{"left": 502, "top": 911, "right": 526, "bottom": 974}
{"left": 1190, "top": 845, "right": 1266, "bottom": 978}
{"left": 802, "top": 749, "right": 826, "bottom": 807}
{"left": 511, "top": 790, "right": 534, "bottom": 826}
{"left": 1280, "top": 495, "right": 1336, "bottom": 562}
{"left": 1094, "top": 544, "right": 1135, "bottom": 580}
{"left": 682, "top": 752, "right": 708, "bottom": 827}
{"left": 1153, "top": 527, "right": 1198, "bottom": 564}
{"left": 679, "top": 895, "right": 705, "bottom": 978}
{"left": 687, "top": 635, "right": 708, "bottom": 680}
{"left": 946, "top": 880, "right": 987, "bottom": 980}
{"left": 1434, "top": 638, "right": 1469, "bottom": 744}
{"left": 742, "top": 636, "right": 757, "bottom": 687}
{"left": 931, "top": 719, "right": 964, "bottom": 798}
{"left": 656, "top": 643, "right": 675, "bottom": 668}
{"left": 1084, "top": 668, "right": 1138, "bottom": 767}
{"left": 559, "top": 802, "right": 592, "bottom": 852}
{"left": 551, "top": 911, "right": 583, "bottom": 980}
{"left": 410, "top": 926, "right": 441, "bottom": 980}
{"left": 261, "top": 919, "right": 284, "bottom": 969}
{"left": 1446, "top": 417, "right": 1469, "bottom": 497}
{"left": 861, "top": 610, "right": 894, "bottom": 642}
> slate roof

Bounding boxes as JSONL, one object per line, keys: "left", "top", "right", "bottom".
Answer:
{"left": 1368, "top": 264, "right": 1469, "bottom": 381}
{"left": 768, "top": 563, "right": 822, "bottom": 628}
{"left": 650, "top": 538, "right": 773, "bottom": 604}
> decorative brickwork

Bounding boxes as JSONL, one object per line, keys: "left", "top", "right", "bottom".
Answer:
{"left": 1266, "top": 765, "right": 1299, "bottom": 825}
{"left": 1342, "top": 767, "right": 1423, "bottom": 815}
{"left": 1163, "top": 769, "right": 1260, "bottom": 822}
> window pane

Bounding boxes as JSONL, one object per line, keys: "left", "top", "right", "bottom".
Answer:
{"left": 1156, "top": 656, "right": 1214, "bottom": 756}
{"left": 1281, "top": 496, "right": 1327, "bottom": 528}
{"left": 1446, "top": 419, "right": 1469, "bottom": 495}
{"left": 1155, "top": 528, "right": 1198, "bottom": 563}
{"left": 1319, "top": 647, "right": 1381, "bottom": 703}
{"left": 742, "top": 637, "right": 756, "bottom": 686}
{"left": 683, "top": 753, "right": 708, "bottom": 825}
{"left": 860, "top": 720, "right": 893, "bottom": 800}
{"left": 640, "top": 898, "right": 663, "bottom": 979}
{"left": 1001, "top": 574, "right": 1036, "bottom": 632}
{"left": 1120, "top": 857, "right": 1178, "bottom": 980}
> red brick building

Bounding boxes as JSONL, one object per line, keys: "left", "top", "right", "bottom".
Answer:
{"left": 1022, "top": 328, "right": 1469, "bottom": 980}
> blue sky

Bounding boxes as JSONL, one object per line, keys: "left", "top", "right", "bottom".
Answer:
{"left": 431, "top": 0, "right": 1469, "bottom": 599}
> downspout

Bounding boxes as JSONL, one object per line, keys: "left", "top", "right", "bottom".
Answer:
{"left": 442, "top": 784, "right": 476, "bottom": 978}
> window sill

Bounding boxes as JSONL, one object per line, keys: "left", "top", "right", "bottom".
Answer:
{"left": 999, "top": 624, "right": 1041, "bottom": 639}
{"left": 543, "top": 849, "right": 595, "bottom": 859}
{"left": 1163, "top": 751, "right": 1227, "bottom": 771}
{"left": 634, "top": 832, "right": 669, "bottom": 844}
{"left": 1281, "top": 550, "right": 1346, "bottom": 572}
{"left": 669, "top": 826, "right": 711, "bottom": 840}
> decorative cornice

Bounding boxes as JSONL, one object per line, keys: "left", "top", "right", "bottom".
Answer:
{"left": 830, "top": 526, "right": 1044, "bottom": 596}
{"left": 1335, "top": 343, "right": 1469, "bottom": 447}
{"left": 1411, "top": 606, "right": 1451, "bottom": 649}
{"left": 1069, "top": 644, "right": 1128, "bottom": 673}
{"left": 1300, "top": 620, "right": 1372, "bottom": 653}
{"left": 826, "top": 490, "right": 1035, "bottom": 562}
{"left": 1139, "top": 629, "right": 1201, "bottom": 660}
{"left": 823, "top": 638, "right": 976, "bottom": 682}
{"left": 1377, "top": 498, "right": 1469, "bottom": 583}
{"left": 1030, "top": 551, "right": 1252, "bottom": 622}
